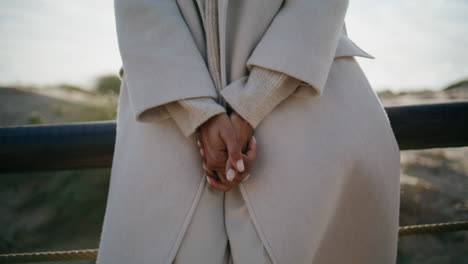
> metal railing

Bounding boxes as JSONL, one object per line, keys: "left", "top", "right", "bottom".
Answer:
{"left": 0, "top": 101, "right": 467, "bottom": 263}
{"left": 1, "top": 102, "right": 467, "bottom": 172}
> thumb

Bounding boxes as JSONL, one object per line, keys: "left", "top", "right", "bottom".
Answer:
{"left": 220, "top": 127, "right": 244, "bottom": 173}
{"left": 245, "top": 135, "right": 257, "bottom": 161}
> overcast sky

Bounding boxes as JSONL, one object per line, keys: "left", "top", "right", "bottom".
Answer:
{"left": 1, "top": 0, "right": 467, "bottom": 92}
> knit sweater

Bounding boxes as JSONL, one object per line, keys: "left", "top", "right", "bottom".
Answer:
{"left": 165, "top": 0, "right": 301, "bottom": 138}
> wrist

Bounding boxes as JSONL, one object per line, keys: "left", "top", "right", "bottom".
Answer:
{"left": 231, "top": 110, "right": 254, "bottom": 131}
{"left": 232, "top": 111, "right": 254, "bottom": 132}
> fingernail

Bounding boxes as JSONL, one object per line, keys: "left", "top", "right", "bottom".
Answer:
{"left": 206, "top": 176, "right": 212, "bottom": 185}
{"left": 227, "top": 168, "right": 235, "bottom": 181}
{"left": 202, "top": 162, "right": 207, "bottom": 171}
{"left": 197, "top": 140, "right": 201, "bottom": 147}
{"left": 251, "top": 136, "right": 256, "bottom": 143}
{"left": 200, "top": 148, "right": 204, "bottom": 156}
{"left": 236, "top": 160, "right": 245, "bottom": 172}
{"left": 242, "top": 174, "right": 251, "bottom": 183}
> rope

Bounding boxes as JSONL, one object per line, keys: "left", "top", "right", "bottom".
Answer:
{"left": 398, "top": 220, "right": 468, "bottom": 237}
{"left": 0, "top": 221, "right": 466, "bottom": 263}
{"left": 0, "top": 248, "right": 97, "bottom": 263}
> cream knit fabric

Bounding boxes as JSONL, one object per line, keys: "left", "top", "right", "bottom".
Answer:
{"left": 165, "top": 0, "right": 301, "bottom": 137}
{"left": 165, "top": 97, "right": 226, "bottom": 138}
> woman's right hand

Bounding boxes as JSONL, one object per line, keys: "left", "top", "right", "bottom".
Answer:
{"left": 198, "top": 113, "right": 245, "bottom": 191}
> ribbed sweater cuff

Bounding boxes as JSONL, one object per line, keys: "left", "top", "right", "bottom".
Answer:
{"left": 165, "top": 97, "right": 226, "bottom": 138}
{"left": 220, "top": 66, "right": 301, "bottom": 128}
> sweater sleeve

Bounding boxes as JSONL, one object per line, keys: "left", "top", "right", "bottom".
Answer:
{"left": 165, "top": 97, "right": 226, "bottom": 138}
{"left": 220, "top": 66, "right": 301, "bottom": 129}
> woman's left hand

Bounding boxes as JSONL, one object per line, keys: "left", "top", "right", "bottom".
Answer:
{"left": 199, "top": 134, "right": 256, "bottom": 187}
{"left": 200, "top": 111, "right": 256, "bottom": 187}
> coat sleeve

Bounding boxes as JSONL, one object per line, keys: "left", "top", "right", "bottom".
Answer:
{"left": 114, "top": 0, "right": 219, "bottom": 122}
{"left": 245, "top": 0, "right": 350, "bottom": 97}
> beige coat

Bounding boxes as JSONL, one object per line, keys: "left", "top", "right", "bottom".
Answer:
{"left": 96, "top": 0, "right": 401, "bottom": 263}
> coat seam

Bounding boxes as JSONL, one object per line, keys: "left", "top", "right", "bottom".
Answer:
{"left": 239, "top": 184, "right": 279, "bottom": 264}
{"left": 166, "top": 172, "right": 207, "bottom": 264}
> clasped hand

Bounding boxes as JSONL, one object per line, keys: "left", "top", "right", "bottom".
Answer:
{"left": 198, "top": 111, "right": 257, "bottom": 191}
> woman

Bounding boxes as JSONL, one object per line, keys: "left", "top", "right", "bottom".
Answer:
{"left": 96, "top": 0, "right": 401, "bottom": 263}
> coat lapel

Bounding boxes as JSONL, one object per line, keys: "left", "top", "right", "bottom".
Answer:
{"left": 218, "top": 0, "right": 229, "bottom": 87}
{"left": 194, "top": 0, "right": 206, "bottom": 27}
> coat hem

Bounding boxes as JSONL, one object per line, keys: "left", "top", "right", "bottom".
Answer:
{"left": 239, "top": 184, "right": 279, "bottom": 264}
{"left": 166, "top": 173, "right": 207, "bottom": 264}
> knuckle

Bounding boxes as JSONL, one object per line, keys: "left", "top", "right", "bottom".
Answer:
{"left": 206, "top": 158, "right": 220, "bottom": 168}
{"left": 205, "top": 162, "right": 214, "bottom": 170}
{"left": 219, "top": 177, "right": 230, "bottom": 186}
{"left": 217, "top": 176, "right": 227, "bottom": 184}
{"left": 221, "top": 127, "right": 235, "bottom": 140}
{"left": 212, "top": 152, "right": 227, "bottom": 164}
{"left": 206, "top": 164, "right": 215, "bottom": 171}
{"left": 229, "top": 141, "right": 240, "bottom": 151}
{"left": 229, "top": 149, "right": 241, "bottom": 157}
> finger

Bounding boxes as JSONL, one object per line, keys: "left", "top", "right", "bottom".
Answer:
{"left": 227, "top": 167, "right": 236, "bottom": 182}
{"left": 207, "top": 172, "right": 231, "bottom": 192}
{"left": 242, "top": 173, "right": 251, "bottom": 183}
{"left": 212, "top": 164, "right": 238, "bottom": 190}
{"left": 203, "top": 161, "right": 220, "bottom": 181}
{"left": 245, "top": 135, "right": 257, "bottom": 161}
{"left": 243, "top": 154, "right": 254, "bottom": 173}
{"left": 220, "top": 128, "right": 244, "bottom": 173}
{"left": 197, "top": 139, "right": 206, "bottom": 157}
{"left": 198, "top": 140, "right": 206, "bottom": 151}
{"left": 206, "top": 176, "right": 231, "bottom": 191}
{"left": 205, "top": 163, "right": 223, "bottom": 182}
{"left": 230, "top": 155, "right": 252, "bottom": 184}
{"left": 225, "top": 158, "right": 237, "bottom": 182}
{"left": 202, "top": 140, "right": 228, "bottom": 170}
{"left": 205, "top": 164, "right": 226, "bottom": 185}
{"left": 205, "top": 150, "right": 228, "bottom": 171}
{"left": 229, "top": 112, "right": 254, "bottom": 153}
{"left": 203, "top": 164, "right": 224, "bottom": 188}
{"left": 199, "top": 147, "right": 205, "bottom": 157}
{"left": 222, "top": 156, "right": 249, "bottom": 185}
{"left": 206, "top": 158, "right": 226, "bottom": 171}
{"left": 233, "top": 136, "right": 257, "bottom": 183}
{"left": 217, "top": 135, "right": 257, "bottom": 185}
{"left": 202, "top": 161, "right": 209, "bottom": 173}
{"left": 215, "top": 168, "right": 232, "bottom": 187}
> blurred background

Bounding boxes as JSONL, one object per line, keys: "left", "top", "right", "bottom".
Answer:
{"left": 0, "top": 0, "right": 467, "bottom": 263}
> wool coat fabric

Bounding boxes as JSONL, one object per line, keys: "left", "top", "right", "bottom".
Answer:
{"left": 96, "top": 0, "right": 401, "bottom": 263}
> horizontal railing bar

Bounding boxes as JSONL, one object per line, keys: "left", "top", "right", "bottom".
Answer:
{"left": 385, "top": 102, "right": 468, "bottom": 150}
{"left": 0, "top": 121, "right": 116, "bottom": 173}
{"left": 0, "top": 102, "right": 467, "bottom": 173}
